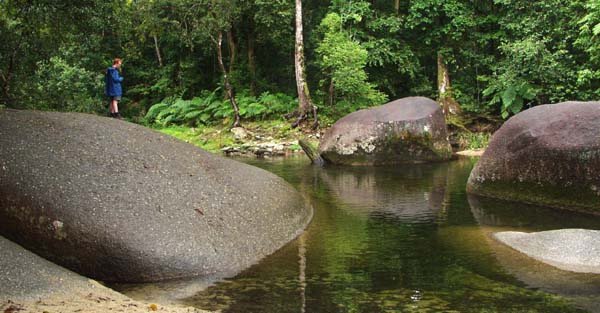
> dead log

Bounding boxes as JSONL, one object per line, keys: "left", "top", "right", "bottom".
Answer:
{"left": 299, "top": 138, "right": 324, "bottom": 166}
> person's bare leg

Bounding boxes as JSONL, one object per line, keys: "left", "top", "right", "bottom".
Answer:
{"left": 110, "top": 99, "right": 119, "bottom": 114}
{"left": 111, "top": 99, "right": 122, "bottom": 119}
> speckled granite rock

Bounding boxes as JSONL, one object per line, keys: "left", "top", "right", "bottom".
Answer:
{"left": 0, "top": 236, "right": 208, "bottom": 312}
{"left": 318, "top": 97, "right": 452, "bottom": 165}
{"left": 0, "top": 236, "right": 98, "bottom": 301}
{"left": 494, "top": 229, "right": 600, "bottom": 274}
{"left": 467, "top": 101, "right": 600, "bottom": 214}
{"left": 0, "top": 110, "right": 312, "bottom": 283}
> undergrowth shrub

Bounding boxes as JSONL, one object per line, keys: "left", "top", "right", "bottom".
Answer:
{"left": 145, "top": 89, "right": 297, "bottom": 126}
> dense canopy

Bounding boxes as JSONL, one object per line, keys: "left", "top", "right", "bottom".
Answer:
{"left": 2, "top": 0, "right": 599, "bottom": 124}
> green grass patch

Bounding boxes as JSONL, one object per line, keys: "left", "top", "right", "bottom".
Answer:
{"left": 457, "top": 132, "right": 491, "bottom": 150}
{"left": 150, "top": 120, "right": 308, "bottom": 154}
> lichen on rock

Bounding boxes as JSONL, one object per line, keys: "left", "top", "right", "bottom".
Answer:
{"left": 318, "top": 97, "right": 452, "bottom": 165}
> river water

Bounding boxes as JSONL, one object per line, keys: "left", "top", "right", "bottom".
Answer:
{"left": 115, "top": 156, "right": 600, "bottom": 313}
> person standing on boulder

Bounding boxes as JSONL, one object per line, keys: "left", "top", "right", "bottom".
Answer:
{"left": 105, "top": 58, "right": 124, "bottom": 119}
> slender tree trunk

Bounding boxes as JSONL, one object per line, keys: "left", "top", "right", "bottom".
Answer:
{"left": 437, "top": 52, "right": 460, "bottom": 116}
{"left": 214, "top": 32, "right": 241, "bottom": 128}
{"left": 0, "top": 44, "right": 19, "bottom": 104}
{"left": 153, "top": 33, "right": 163, "bottom": 67}
{"left": 247, "top": 34, "right": 256, "bottom": 96}
{"left": 395, "top": 0, "right": 400, "bottom": 14}
{"left": 328, "top": 79, "right": 334, "bottom": 106}
{"left": 293, "top": 0, "right": 318, "bottom": 129}
{"left": 227, "top": 30, "right": 236, "bottom": 74}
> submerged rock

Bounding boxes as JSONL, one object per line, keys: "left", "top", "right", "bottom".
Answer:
{"left": 466, "top": 196, "right": 600, "bottom": 311}
{"left": 318, "top": 97, "right": 452, "bottom": 165}
{"left": 467, "top": 101, "right": 600, "bottom": 214}
{"left": 0, "top": 110, "right": 312, "bottom": 283}
{"left": 494, "top": 229, "right": 600, "bottom": 274}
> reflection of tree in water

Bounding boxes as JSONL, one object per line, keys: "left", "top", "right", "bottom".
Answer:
{"left": 468, "top": 194, "right": 600, "bottom": 312}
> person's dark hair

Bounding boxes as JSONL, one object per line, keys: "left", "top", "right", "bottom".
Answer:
{"left": 113, "top": 58, "right": 122, "bottom": 65}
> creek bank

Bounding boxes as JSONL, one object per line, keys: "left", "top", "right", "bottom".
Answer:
{"left": 455, "top": 149, "right": 485, "bottom": 157}
{"left": 467, "top": 101, "right": 600, "bottom": 214}
{"left": 0, "top": 110, "right": 313, "bottom": 283}
{"left": 0, "top": 236, "right": 210, "bottom": 313}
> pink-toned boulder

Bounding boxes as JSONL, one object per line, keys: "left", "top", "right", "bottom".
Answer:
{"left": 318, "top": 97, "right": 452, "bottom": 165}
{"left": 467, "top": 101, "right": 600, "bottom": 214}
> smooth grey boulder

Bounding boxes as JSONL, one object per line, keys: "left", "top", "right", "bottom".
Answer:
{"left": 318, "top": 97, "right": 452, "bottom": 165}
{"left": 0, "top": 236, "right": 208, "bottom": 312}
{"left": 467, "top": 101, "right": 600, "bottom": 214}
{"left": 0, "top": 236, "right": 98, "bottom": 301}
{"left": 494, "top": 229, "right": 600, "bottom": 274}
{"left": 0, "top": 110, "right": 312, "bottom": 283}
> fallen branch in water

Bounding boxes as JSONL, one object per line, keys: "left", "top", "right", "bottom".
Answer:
{"left": 299, "top": 138, "right": 324, "bottom": 166}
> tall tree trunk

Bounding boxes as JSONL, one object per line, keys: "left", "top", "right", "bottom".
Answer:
{"left": 394, "top": 0, "right": 400, "bottom": 14}
{"left": 152, "top": 33, "right": 163, "bottom": 67}
{"left": 0, "top": 44, "right": 20, "bottom": 104}
{"left": 437, "top": 52, "right": 460, "bottom": 116}
{"left": 215, "top": 31, "right": 241, "bottom": 128}
{"left": 227, "top": 30, "right": 236, "bottom": 74}
{"left": 293, "top": 0, "right": 318, "bottom": 129}
{"left": 328, "top": 78, "right": 334, "bottom": 106}
{"left": 247, "top": 34, "right": 256, "bottom": 96}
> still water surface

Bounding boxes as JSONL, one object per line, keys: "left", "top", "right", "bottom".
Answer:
{"left": 116, "top": 157, "right": 600, "bottom": 312}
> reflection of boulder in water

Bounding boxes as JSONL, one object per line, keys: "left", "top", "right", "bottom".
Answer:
{"left": 468, "top": 195, "right": 600, "bottom": 311}
{"left": 467, "top": 194, "right": 599, "bottom": 230}
{"left": 319, "top": 163, "right": 448, "bottom": 222}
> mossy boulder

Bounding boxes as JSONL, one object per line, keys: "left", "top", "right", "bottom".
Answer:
{"left": 0, "top": 110, "right": 312, "bottom": 283}
{"left": 467, "top": 101, "right": 600, "bottom": 214}
{"left": 318, "top": 97, "right": 452, "bottom": 165}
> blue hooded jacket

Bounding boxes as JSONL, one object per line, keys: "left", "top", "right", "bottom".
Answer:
{"left": 105, "top": 66, "right": 124, "bottom": 97}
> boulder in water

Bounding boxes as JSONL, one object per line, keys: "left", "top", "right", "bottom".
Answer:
{"left": 467, "top": 101, "right": 600, "bottom": 214}
{"left": 494, "top": 229, "right": 600, "bottom": 274}
{"left": 318, "top": 97, "right": 452, "bottom": 165}
{"left": 0, "top": 110, "right": 312, "bottom": 282}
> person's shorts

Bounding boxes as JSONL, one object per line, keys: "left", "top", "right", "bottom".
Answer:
{"left": 111, "top": 96, "right": 121, "bottom": 101}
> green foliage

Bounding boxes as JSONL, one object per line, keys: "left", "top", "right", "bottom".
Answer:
{"left": 316, "top": 12, "right": 388, "bottom": 117}
{"left": 457, "top": 132, "right": 491, "bottom": 150}
{"left": 2, "top": 0, "right": 599, "bottom": 123}
{"left": 145, "top": 89, "right": 297, "bottom": 126}
{"left": 32, "top": 56, "right": 105, "bottom": 113}
{"left": 483, "top": 81, "right": 537, "bottom": 119}
{"left": 237, "top": 91, "right": 297, "bottom": 119}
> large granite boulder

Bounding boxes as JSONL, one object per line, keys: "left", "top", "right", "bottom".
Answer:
{"left": 0, "top": 109, "right": 312, "bottom": 283}
{"left": 318, "top": 97, "right": 452, "bottom": 165}
{"left": 467, "top": 101, "right": 600, "bottom": 214}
